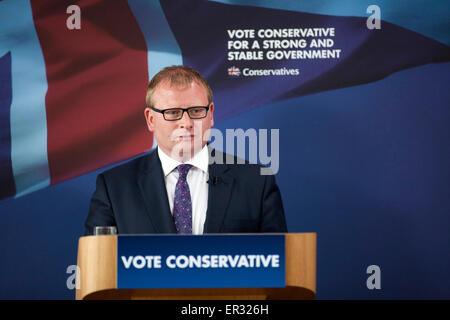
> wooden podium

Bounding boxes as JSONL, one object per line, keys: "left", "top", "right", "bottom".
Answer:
{"left": 76, "top": 233, "right": 316, "bottom": 300}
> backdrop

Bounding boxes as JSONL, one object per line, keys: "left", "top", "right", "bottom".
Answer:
{"left": 0, "top": 0, "right": 449, "bottom": 299}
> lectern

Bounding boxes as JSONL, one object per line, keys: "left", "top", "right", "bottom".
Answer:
{"left": 76, "top": 233, "right": 316, "bottom": 300}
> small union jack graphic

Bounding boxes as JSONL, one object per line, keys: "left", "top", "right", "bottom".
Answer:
{"left": 228, "top": 66, "right": 241, "bottom": 76}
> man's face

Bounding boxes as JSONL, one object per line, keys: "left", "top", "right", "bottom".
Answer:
{"left": 144, "top": 80, "right": 214, "bottom": 161}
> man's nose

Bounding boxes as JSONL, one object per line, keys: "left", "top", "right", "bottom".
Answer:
{"left": 178, "top": 110, "right": 193, "bottom": 128}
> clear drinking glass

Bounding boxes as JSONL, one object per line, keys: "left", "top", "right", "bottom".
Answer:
{"left": 93, "top": 226, "right": 117, "bottom": 235}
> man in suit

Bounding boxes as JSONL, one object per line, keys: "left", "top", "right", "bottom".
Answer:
{"left": 85, "top": 66, "right": 287, "bottom": 235}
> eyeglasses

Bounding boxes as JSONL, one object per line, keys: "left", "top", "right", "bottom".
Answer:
{"left": 151, "top": 105, "right": 210, "bottom": 121}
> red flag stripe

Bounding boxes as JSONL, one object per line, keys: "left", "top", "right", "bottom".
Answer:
{"left": 31, "top": 0, "right": 151, "bottom": 184}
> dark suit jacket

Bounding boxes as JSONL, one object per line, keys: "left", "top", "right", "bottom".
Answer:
{"left": 85, "top": 148, "right": 287, "bottom": 235}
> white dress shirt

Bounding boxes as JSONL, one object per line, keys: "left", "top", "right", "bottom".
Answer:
{"left": 158, "top": 146, "right": 209, "bottom": 235}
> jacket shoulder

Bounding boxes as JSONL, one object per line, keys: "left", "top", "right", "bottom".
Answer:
{"left": 100, "top": 151, "right": 156, "bottom": 179}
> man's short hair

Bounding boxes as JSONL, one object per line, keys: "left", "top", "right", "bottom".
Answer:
{"left": 145, "top": 66, "right": 213, "bottom": 108}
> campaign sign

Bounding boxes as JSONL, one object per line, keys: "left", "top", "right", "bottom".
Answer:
{"left": 117, "top": 234, "right": 285, "bottom": 289}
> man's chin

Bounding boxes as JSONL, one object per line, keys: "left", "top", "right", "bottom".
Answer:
{"left": 170, "top": 141, "right": 204, "bottom": 161}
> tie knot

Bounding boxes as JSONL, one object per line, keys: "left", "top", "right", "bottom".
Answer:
{"left": 177, "top": 164, "right": 192, "bottom": 179}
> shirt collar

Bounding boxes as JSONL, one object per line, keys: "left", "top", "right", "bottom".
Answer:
{"left": 158, "top": 145, "right": 209, "bottom": 177}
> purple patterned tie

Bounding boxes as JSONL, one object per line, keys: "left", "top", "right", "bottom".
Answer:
{"left": 173, "top": 164, "right": 193, "bottom": 234}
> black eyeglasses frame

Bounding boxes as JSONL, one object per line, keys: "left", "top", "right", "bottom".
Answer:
{"left": 150, "top": 105, "right": 210, "bottom": 121}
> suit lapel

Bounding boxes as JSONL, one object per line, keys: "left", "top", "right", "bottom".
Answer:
{"left": 137, "top": 149, "right": 177, "bottom": 234}
{"left": 203, "top": 149, "right": 235, "bottom": 233}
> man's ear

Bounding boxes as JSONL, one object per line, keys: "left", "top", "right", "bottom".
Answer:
{"left": 209, "top": 102, "right": 214, "bottom": 127}
{"left": 144, "top": 107, "right": 155, "bottom": 132}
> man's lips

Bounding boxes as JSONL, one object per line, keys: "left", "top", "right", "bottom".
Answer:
{"left": 174, "top": 134, "right": 196, "bottom": 141}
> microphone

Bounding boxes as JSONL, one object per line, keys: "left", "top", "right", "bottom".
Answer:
{"left": 207, "top": 177, "right": 219, "bottom": 185}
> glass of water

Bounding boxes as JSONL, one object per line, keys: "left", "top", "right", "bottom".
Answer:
{"left": 93, "top": 226, "right": 117, "bottom": 235}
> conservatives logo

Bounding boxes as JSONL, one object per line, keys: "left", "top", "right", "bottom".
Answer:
{"left": 228, "top": 66, "right": 241, "bottom": 76}
{"left": 228, "top": 67, "right": 299, "bottom": 77}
